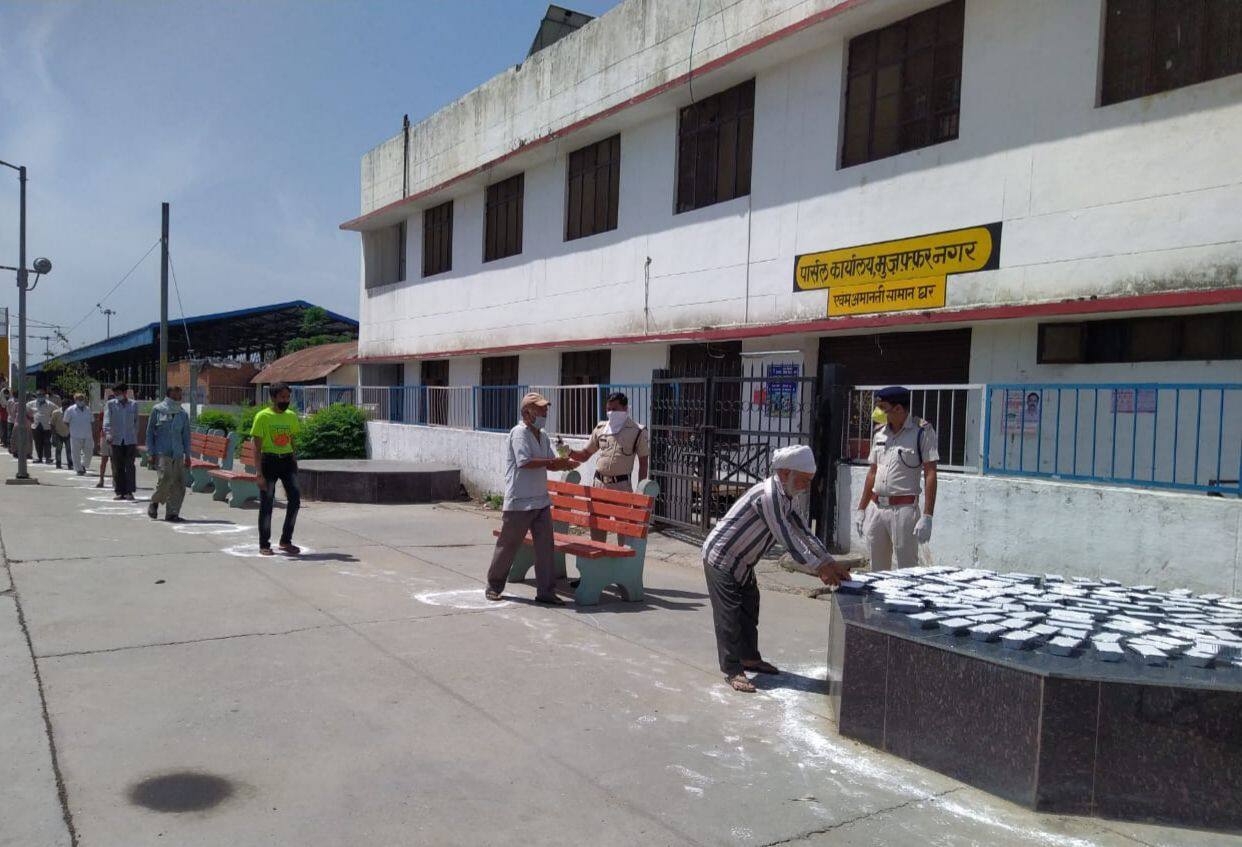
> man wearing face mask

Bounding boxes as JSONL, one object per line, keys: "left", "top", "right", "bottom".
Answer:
{"left": 568, "top": 391, "right": 650, "bottom": 542}
{"left": 104, "top": 383, "right": 140, "bottom": 499}
{"left": 64, "top": 393, "right": 96, "bottom": 475}
{"left": 147, "top": 385, "right": 192, "bottom": 522}
{"left": 702, "top": 445, "right": 851, "bottom": 693}
{"left": 27, "top": 389, "right": 55, "bottom": 464}
{"left": 252, "top": 382, "right": 302, "bottom": 556}
{"left": 485, "top": 392, "right": 580, "bottom": 605}
{"left": 855, "top": 386, "right": 938, "bottom": 571}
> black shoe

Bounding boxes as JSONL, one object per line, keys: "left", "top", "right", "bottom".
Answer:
{"left": 535, "top": 594, "right": 566, "bottom": 606}
{"left": 148, "top": 503, "right": 158, "bottom": 519}
{"left": 164, "top": 515, "right": 186, "bottom": 523}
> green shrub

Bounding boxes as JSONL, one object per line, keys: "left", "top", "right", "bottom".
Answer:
{"left": 196, "top": 410, "right": 238, "bottom": 433}
{"left": 483, "top": 493, "right": 504, "bottom": 510}
{"left": 296, "top": 403, "right": 368, "bottom": 460}
{"left": 238, "top": 404, "right": 260, "bottom": 439}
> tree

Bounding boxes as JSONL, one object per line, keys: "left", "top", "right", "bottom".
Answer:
{"left": 41, "top": 359, "right": 93, "bottom": 399}
{"left": 282, "top": 306, "right": 354, "bottom": 355}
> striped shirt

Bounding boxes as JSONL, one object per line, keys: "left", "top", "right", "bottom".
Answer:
{"left": 702, "top": 475, "right": 830, "bottom": 582}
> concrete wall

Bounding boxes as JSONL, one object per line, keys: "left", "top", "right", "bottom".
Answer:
{"left": 367, "top": 421, "right": 600, "bottom": 498}
{"left": 356, "top": 0, "right": 1242, "bottom": 361}
{"left": 837, "top": 463, "right": 1242, "bottom": 595}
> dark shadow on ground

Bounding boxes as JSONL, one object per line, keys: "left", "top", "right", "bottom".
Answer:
{"left": 286, "top": 552, "right": 360, "bottom": 563}
{"left": 751, "top": 669, "right": 827, "bottom": 694}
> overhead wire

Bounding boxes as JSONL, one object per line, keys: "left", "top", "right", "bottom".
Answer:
{"left": 167, "top": 250, "right": 194, "bottom": 355}
{"left": 64, "top": 237, "right": 161, "bottom": 339}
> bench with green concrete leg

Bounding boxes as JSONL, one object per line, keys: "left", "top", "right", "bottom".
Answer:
{"left": 566, "top": 479, "right": 658, "bottom": 606}
{"left": 188, "top": 431, "right": 232, "bottom": 493}
{"left": 208, "top": 437, "right": 260, "bottom": 508}
{"left": 497, "top": 477, "right": 658, "bottom": 605}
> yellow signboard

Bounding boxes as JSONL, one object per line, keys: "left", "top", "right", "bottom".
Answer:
{"left": 827, "top": 276, "right": 947, "bottom": 316}
{"left": 793, "top": 222, "right": 1002, "bottom": 292}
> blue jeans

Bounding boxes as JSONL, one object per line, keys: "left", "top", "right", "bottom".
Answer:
{"left": 258, "top": 454, "right": 300, "bottom": 548}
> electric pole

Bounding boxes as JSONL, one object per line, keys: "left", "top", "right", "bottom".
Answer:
{"left": 159, "top": 202, "right": 169, "bottom": 399}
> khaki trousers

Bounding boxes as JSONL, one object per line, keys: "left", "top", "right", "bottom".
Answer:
{"left": 864, "top": 502, "right": 920, "bottom": 571}
{"left": 150, "top": 456, "right": 188, "bottom": 518}
{"left": 589, "top": 476, "right": 632, "bottom": 542}
{"left": 487, "top": 506, "right": 557, "bottom": 597}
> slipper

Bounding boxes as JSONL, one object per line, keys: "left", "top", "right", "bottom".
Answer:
{"left": 259, "top": 547, "right": 275, "bottom": 556}
{"left": 742, "top": 659, "right": 781, "bottom": 675}
{"left": 485, "top": 589, "right": 504, "bottom": 602}
{"left": 726, "top": 674, "right": 756, "bottom": 693}
{"left": 278, "top": 544, "right": 301, "bottom": 556}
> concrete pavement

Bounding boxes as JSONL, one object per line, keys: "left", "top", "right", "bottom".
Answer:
{"left": 1, "top": 452, "right": 1237, "bottom": 846}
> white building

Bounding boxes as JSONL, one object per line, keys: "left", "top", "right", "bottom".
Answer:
{"left": 344, "top": 0, "right": 1242, "bottom": 591}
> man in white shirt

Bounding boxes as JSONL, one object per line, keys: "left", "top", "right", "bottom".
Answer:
{"left": 485, "top": 392, "right": 579, "bottom": 605}
{"left": 64, "top": 393, "right": 96, "bottom": 475}
{"left": 26, "top": 389, "right": 55, "bottom": 464}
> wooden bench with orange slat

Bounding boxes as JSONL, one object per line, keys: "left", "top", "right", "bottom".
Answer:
{"left": 496, "top": 477, "right": 659, "bottom": 605}
{"left": 209, "top": 438, "right": 261, "bottom": 508}
{"left": 188, "top": 431, "right": 232, "bottom": 493}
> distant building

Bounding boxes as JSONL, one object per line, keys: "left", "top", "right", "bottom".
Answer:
{"left": 32, "top": 300, "right": 357, "bottom": 392}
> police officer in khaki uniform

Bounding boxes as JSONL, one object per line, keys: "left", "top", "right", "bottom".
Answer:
{"left": 569, "top": 391, "right": 650, "bottom": 542}
{"left": 854, "top": 386, "right": 938, "bottom": 571}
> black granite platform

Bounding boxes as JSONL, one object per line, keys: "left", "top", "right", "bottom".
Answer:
{"left": 829, "top": 591, "right": 1242, "bottom": 831}
{"left": 297, "top": 460, "right": 461, "bottom": 504}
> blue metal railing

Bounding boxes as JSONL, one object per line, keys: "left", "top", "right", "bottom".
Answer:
{"left": 983, "top": 383, "right": 1242, "bottom": 496}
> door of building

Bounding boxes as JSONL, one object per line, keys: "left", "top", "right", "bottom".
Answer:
{"left": 818, "top": 328, "right": 972, "bottom": 467}
{"left": 420, "top": 360, "right": 449, "bottom": 425}
{"left": 480, "top": 355, "right": 520, "bottom": 432}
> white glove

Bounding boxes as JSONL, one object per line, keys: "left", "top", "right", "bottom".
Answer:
{"left": 854, "top": 510, "right": 866, "bottom": 537}
{"left": 914, "top": 515, "right": 933, "bottom": 544}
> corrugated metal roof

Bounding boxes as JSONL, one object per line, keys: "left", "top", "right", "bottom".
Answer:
{"left": 251, "top": 341, "right": 357, "bottom": 385}
{"left": 29, "top": 300, "right": 358, "bottom": 374}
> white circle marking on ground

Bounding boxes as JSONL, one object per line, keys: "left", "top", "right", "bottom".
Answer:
{"left": 413, "top": 588, "right": 512, "bottom": 610}
{"left": 222, "top": 543, "right": 316, "bottom": 559}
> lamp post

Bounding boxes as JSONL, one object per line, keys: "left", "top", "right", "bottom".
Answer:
{"left": 0, "top": 159, "right": 53, "bottom": 483}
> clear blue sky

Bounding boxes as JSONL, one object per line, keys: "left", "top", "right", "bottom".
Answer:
{"left": 0, "top": 0, "right": 619, "bottom": 355}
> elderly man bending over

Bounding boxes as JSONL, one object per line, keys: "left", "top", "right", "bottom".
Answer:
{"left": 702, "top": 445, "right": 850, "bottom": 693}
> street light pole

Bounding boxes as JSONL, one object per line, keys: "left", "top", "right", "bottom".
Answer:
{"left": 1, "top": 159, "right": 52, "bottom": 484}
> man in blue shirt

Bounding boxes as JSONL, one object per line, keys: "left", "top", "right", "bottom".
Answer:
{"left": 103, "top": 382, "right": 140, "bottom": 500}
{"left": 146, "top": 385, "right": 192, "bottom": 522}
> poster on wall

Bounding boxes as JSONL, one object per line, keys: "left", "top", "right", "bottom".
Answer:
{"left": 763, "top": 363, "right": 800, "bottom": 418}
{"left": 792, "top": 222, "right": 1002, "bottom": 317}
{"left": 1005, "top": 390, "right": 1042, "bottom": 435}
{"left": 1112, "top": 388, "right": 1157, "bottom": 414}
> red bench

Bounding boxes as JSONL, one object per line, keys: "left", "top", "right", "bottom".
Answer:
{"left": 497, "top": 479, "right": 656, "bottom": 605}
{"left": 188, "top": 432, "right": 231, "bottom": 492}
{"left": 209, "top": 440, "right": 261, "bottom": 508}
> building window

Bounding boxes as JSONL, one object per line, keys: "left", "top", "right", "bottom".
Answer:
{"left": 480, "top": 355, "right": 521, "bottom": 431}
{"left": 422, "top": 201, "right": 453, "bottom": 277}
{"left": 560, "top": 350, "right": 611, "bottom": 436}
{"left": 364, "top": 221, "right": 406, "bottom": 289}
{"left": 841, "top": 0, "right": 964, "bottom": 168}
{"left": 676, "top": 79, "right": 754, "bottom": 213}
{"left": 566, "top": 135, "right": 620, "bottom": 241}
{"left": 483, "top": 174, "right": 524, "bottom": 262}
{"left": 1101, "top": 0, "right": 1242, "bottom": 106}
{"left": 1036, "top": 312, "right": 1242, "bottom": 364}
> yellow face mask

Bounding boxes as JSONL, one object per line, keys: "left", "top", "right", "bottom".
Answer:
{"left": 871, "top": 406, "right": 888, "bottom": 424}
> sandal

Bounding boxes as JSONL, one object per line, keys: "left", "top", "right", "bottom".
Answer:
{"left": 726, "top": 674, "right": 756, "bottom": 693}
{"left": 742, "top": 659, "right": 781, "bottom": 675}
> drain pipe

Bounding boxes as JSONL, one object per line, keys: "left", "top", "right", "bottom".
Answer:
{"left": 401, "top": 114, "right": 410, "bottom": 199}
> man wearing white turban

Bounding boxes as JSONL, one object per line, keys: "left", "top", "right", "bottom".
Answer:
{"left": 701, "top": 444, "right": 851, "bottom": 692}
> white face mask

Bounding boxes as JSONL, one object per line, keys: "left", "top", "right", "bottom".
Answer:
{"left": 606, "top": 410, "right": 628, "bottom": 432}
{"left": 531, "top": 415, "right": 547, "bottom": 430}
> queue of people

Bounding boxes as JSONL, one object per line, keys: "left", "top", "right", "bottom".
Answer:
{"left": 4, "top": 380, "right": 304, "bottom": 555}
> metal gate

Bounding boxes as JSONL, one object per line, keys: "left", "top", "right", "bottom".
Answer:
{"left": 649, "top": 364, "right": 822, "bottom": 538}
